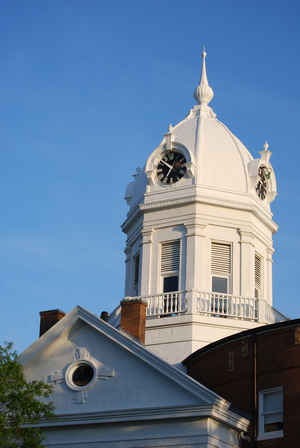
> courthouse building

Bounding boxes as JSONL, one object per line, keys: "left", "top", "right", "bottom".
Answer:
{"left": 21, "top": 51, "right": 292, "bottom": 447}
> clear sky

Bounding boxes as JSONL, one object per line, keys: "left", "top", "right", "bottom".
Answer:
{"left": 1, "top": 1, "right": 299, "bottom": 353}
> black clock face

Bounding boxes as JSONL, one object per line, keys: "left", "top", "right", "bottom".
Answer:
{"left": 157, "top": 151, "right": 187, "bottom": 184}
{"left": 256, "top": 166, "right": 268, "bottom": 200}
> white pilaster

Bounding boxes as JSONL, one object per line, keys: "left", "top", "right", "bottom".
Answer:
{"left": 185, "top": 223, "right": 207, "bottom": 291}
{"left": 238, "top": 230, "right": 255, "bottom": 298}
{"left": 140, "top": 229, "right": 153, "bottom": 297}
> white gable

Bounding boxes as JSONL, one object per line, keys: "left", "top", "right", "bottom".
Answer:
{"left": 20, "top": 310, "right": 249, "bottom": 447}
{"left": 21, "top": 306, "right": 228, "bottom": 416}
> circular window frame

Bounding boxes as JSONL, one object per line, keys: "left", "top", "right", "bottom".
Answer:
{"left": 156, "top": 149, "right": 187, "bottom": 186}
{"left": 65, "top": 360, "right": 97, "bottom": 391}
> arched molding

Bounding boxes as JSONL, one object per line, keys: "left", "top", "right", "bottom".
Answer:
{"left": 145, "top": 138, "right": 196, "bottom": 185}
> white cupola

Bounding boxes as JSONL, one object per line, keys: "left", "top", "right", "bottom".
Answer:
{"left": 119, "top": 50, "right": 285, "bottom": 364}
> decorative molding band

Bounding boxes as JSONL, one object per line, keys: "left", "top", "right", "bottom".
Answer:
{"left": 122, "top": 205, "right": 142, "bottom": 233}
{"left": 185, "top": 223, "right": 207, "bottom": 237}
{"left": 33, "top": 404, "right": 249, "bottom": 432}
{"left": 140, "top": 194, "right": 277, "bottom": 233}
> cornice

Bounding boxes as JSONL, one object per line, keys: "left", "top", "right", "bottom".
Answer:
{"left": 140, "top": 193, "right": 277, "bottom": 233}
{"left": 126, "top": 223, "right": 143, "bottom": 247}
{"left": 123, "top": 185, "right": 277, "bottom": 236}
{"left": 122, "top": 204, "right": 142, "bottom": 234}
{"left": 125, "top": 207, "right": 272, "bottom": 249}
{"left": 33, "top": 404, "right": 249, "bottom": 432}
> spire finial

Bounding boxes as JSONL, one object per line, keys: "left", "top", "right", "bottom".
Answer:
{"left": 194, "top": 47, "right": 214, "bottom": 106}
{"left": 264, "top": 141, "right": 269, "bottom": 151}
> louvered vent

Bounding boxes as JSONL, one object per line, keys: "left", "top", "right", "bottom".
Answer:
{"left": 211, "top": 242, "right": 231, "bottom": 275}
{"left": 161, "top": 240, "right": 180, "bottom": 273}
{"left": 255, "top": 254, "right": 262, "bottom": 290}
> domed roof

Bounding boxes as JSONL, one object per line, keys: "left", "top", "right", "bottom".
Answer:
{"left": 170, "top": 50, "right": 253, "bottom": 194}
{"left": 126, "top": 50, "right": 277, "bottom": 212}
{"left": 171, "top": 110, "right": 252, "bottom": 193}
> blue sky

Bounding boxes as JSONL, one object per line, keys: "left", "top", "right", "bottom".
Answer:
{"left": 1, "top": 1, "right": 299, "bottom": 353}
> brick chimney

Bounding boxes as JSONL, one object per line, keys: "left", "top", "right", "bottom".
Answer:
{"left": 120, "top": 298, "right": 147, "bottom": 344}
{"left": 39, "top": 309, "right": 66, "bottom": 337}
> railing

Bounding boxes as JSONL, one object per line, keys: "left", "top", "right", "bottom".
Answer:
{"left": 146, "top": 291, "right": 186, "bottom": 317}
{"left": 256, "top": 298, "right": 287, "bottom": 324}
{"left": 108, "top": 290, "right": 287, "bottom": 327}
{"left": 145, "top": 290, "right": 287, "bottom": 323}
{"left": 195, "top": 291, "right": 257, "bottom": 320}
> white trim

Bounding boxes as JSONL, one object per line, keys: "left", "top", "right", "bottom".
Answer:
{"left": 211, "top": 241, "right": 232, "bottom": 294}
{"left": 258, "top": 386, "right": 283, "bottom": 440}
{"left": 161, "top": 240, "right": 181, "bottom": 274}
{"left": 65, "top": 360, "right": 96, "bottom": 392}
{"left": 19, "top": 306, "right": 229, "bottom": 409}
{"left": 139, "top": 192, "right": 277, "bottom": 232}
{"left": 28, "top": 404, "right": 250, "bottom": 432}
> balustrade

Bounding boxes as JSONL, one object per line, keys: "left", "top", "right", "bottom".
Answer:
{"left": 146, "top": 291, "right": 186, "bottom": 317}
{"left": 109, "top": 290, "right": 286, "bottom": 326}
{"left": 145, "top": 290, "right": 286, "bottom": 323}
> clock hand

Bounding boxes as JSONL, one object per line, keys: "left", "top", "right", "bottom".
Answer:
{"left": 166, "top": 164, "right": 174, "bottom": 178}
{"left": 160, "top": 159, "right": 173, "bottom": 170}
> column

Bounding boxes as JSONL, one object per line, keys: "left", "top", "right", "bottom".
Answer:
{"left": 238, "top": 230, "right": 255, "bottom": 298}
{"left": 140, "top": 229, "right": 153, "bottom": 297}
{"left": 185, "top": 223, "right": 207, "bottom": 291}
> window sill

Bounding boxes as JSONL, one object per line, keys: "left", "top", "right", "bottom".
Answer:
{"left": 257, "top": 430, "right": 283, "bottom": 441}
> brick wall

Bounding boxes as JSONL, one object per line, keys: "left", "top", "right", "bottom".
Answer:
{"left": 184, "top": 320, "right": 300, "bottom": 447}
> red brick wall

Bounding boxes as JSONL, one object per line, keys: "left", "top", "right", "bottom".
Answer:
{"left": 184, "top": 322, "right": 300, "bottom": 447}
{"left": 39, "top": 309, "right": 65, "bottom": 336}
{"left": 120, "top": 299, "right": 147, "bottom": 344}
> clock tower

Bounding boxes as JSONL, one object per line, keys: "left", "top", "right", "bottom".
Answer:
{"left": 119, "top": 50, "right": 286, "bottom": 364}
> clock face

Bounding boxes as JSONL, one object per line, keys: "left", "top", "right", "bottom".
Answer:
{"left": 256, "top": 166, "right": 268, "bottom": 200}
{"left": 157, "top": 151, "right": 187, "bottom": 184}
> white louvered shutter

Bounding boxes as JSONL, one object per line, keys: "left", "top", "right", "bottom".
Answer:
{"left": 211, "top": 242, "right": 232, "bottom": 275}
{"left": 255, "top": 254, "right": 263, "bottom": 297}
{"left": 161, "top": 240, "right": 180, "bottom": 274}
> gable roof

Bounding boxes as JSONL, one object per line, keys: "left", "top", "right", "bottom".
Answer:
{"left": 21, "top": 306, "right": 227, "bottom": 407}
{"left": 20, "top": 306, "right": 250, "bottom": 432}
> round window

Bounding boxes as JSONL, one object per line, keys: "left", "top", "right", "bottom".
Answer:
{"left": 72, "top": 363, "right": 94, "bottom": 387}
{"left": 65, "top": 360, "right": 96, "bottom": 391}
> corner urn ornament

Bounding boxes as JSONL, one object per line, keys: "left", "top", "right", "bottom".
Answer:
{"left": 255, "top": 142, "right": 272, "bottom": 200}
{"left": 256, "top": 165, "right": 271, "bottom": 200}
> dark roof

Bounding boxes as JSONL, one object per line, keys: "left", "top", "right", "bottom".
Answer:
{"left": 183, "top": 317, "right": 300, "bottom": 365}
